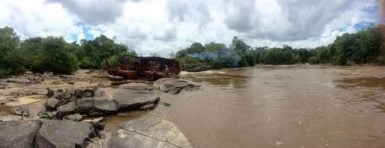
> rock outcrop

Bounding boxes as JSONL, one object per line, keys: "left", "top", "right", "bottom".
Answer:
{"left": 0, "top": 120, "right": 41, "bottom": 148}
{"left": 43, "top": 87, "right": 160, "bottom": 118}
{"left": 35, "top": 120, "right": 95, "bottom": 148}
{"left": 0, "top": 120, "right": 97, "bottom": 148}
{"left": 108, "top": 115, "right": 192, "bottom": 148}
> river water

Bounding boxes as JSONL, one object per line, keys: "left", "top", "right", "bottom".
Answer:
{"left": 153, "top": 65, "right": 385, "bottom": 148}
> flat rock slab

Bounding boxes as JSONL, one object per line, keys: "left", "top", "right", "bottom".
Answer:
{"left": 35, "top": 120, "right": 94, "bottom": 148}
{"left": 0, "top": 120, "right": 41, "bottom": 148}
{"left": 55, "top": 88, "right": 160, "bottom": 117}
{"left": 108, "top": 115, "right": 192, "bottom": 148}
{"left": 119, "top": 83, "right": 153, "bottom": 91}
{"left": 0, "top": 115, "right": 22, "bottom": 121}
{"left": 153, "top": 78, "right": 199, "bottom": 94}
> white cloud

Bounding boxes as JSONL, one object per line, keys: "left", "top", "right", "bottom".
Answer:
{"left": 0, "top": 0, "right": 84, "bottom": 41}
{"left": 0, "top": 0, "right": 380, "bottom": 56}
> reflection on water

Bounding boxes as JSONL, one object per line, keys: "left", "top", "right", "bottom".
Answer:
{"left": 154, "top": 65, "right": 385, "bottom": 148}
{"left": 103, "top": 111, "right": 148, "bottom": 131}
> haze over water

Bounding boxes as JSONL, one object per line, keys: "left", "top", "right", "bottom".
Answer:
{"left": 153, "top": 65, "right": 385, "bottom": 148}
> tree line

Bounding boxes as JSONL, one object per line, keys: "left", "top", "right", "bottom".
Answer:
{"left": 176, "top": 25, "right": 385, "bottom": 70}
{"left": 0, "top": 27, "right": 136, "bottom": 77}
{"left": 1, "top": 25, "right": 384, "bottom": 76}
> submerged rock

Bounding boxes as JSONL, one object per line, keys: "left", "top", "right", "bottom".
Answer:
{"left": 0, "top": 120, "right": 41, "bottom": 148}
{"left": 154, "top": 78, "right": 200, "bottom": 94}
{"left": 35, "top": 120, "right": 95, "bottom": 148}
{"left": 108, "top": 115, "right": 192, "bottom": 148}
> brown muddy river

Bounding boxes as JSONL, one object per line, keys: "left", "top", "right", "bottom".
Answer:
{"left": 152, "top": 65, "right": 385, "bottom": 148}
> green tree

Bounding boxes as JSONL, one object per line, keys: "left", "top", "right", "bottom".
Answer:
{"left": 0, "top": 27, "right": 26, "bottom": 76}
{"left": 76, "top": 35, "right": 136, "bottom": 69}
{"left": 32, "top": 37, "right": 78, "bottom": 74}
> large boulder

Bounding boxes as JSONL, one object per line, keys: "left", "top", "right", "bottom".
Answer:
{"left": 0, "top": 120, "right": 42, "bottom": 148}
{"left": 153, "top": 78, "right": 199, "bottom": 94}
{"left": 108, "top": 115, "right": 192, "bottom": 148}
{"left": 93, "top": 96, "right": 118, "bottom": 112}
{"left": 51, "top": 88, "right": 159, "bottom": 117}
{"left": 75, "top": 95, "right": 118, "bottom": 116}
{"left": 112, "top": 89, "right": 160, "bottom": 111}
{"left": 34, "top": 120, "right": 95, "bottom": 148}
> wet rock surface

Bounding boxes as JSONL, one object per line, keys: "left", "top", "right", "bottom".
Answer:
{"left": 154, "top": 78, "right": 200, "bottom": 94}
{"left": 108, "top": 115, "right": 192, "bottom": 148}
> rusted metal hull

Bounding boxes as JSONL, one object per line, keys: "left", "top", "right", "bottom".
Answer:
{"left": 107, "top": 57, "right": 180, "bottom": 80}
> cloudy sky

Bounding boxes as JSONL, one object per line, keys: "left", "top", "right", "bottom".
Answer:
{"left": 0, "top": 0, "right": 379, "bottom": 56}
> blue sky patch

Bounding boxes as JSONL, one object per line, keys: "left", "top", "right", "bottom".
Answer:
{"left": 75, "top": 22, "right": 94, "bottom": 40}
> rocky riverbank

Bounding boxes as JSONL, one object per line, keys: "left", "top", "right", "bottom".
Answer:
{"left": 0, "top": 70, "right": 199, "bottom": 148}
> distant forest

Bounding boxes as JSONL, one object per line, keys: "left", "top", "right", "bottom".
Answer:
{"left": 176, "top": 25, "right": 385, "bottom": 71}
{"left": 0, "top": 25, "right": 384, "bottom": 76}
